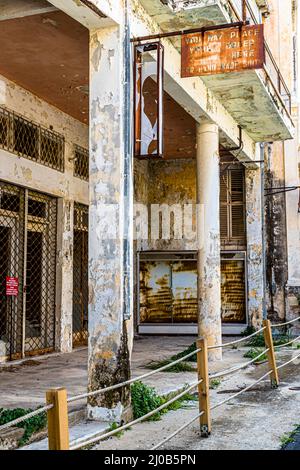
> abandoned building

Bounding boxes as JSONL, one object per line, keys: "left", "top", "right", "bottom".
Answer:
{"left": 0, "top": 0, "right": 299, "bottom": 420}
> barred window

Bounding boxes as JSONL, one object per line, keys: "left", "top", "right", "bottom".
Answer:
{"left": 74, "top": 145, "right": 89, "bottom": 181}
{"left": 220, "top": 167, "right": 246, "bottom": 242}
{"left": 0, "top": 109, "right": 9, "bottom": 149}
{"left": 0, "top": 106, "right": 64, "bottom": 172}
{"left": 40, "top": 129, "right": 64, "bottom": 171}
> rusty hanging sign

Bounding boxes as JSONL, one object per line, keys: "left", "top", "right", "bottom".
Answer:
{"left": 181, "top": 24, "right": 265, "bottom": 78}
{"left": 134, "top": 42, "right": 164, "bottom": 158}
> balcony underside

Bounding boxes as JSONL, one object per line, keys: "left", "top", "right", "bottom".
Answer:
{"left": 139, "top": 0, "right": 233, "bottom": 30}
{"left": 202, "top": 69, "right": 294, "bottom": 142}
{"left": 140, "top": 0, "right": 294, "bottom": 142}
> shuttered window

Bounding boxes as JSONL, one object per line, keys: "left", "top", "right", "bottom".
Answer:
{"left": 220, "top": 168, "right": 245, "bottom": 242}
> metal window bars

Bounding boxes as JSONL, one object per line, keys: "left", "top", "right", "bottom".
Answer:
{"left": 72, "top": 203, "right": 89, "bottom": 347}
{"left": 0, "top": 181, "right": 57, "bottom": 360}
{"left": 0, "top": 106, "right": 65, "bottom": 172}
{"left": 73, "top": 144, "right": 89, "bottom": 181}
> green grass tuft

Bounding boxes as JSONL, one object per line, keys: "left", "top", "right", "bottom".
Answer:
{"left": 0, "top": 407, "right": 47, "bottom": 446}
{"left": 131, "top": 381, "right": 197, "bottom": 422}
{"left": 209, "top": 379, "right": 221, "bottom": 389}
{"left": 243, "top": 347, "right": 268, "bottom": 362}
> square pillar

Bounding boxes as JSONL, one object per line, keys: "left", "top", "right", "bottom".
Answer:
{"left": 55, "top": 198, "right": 74, "bottom": 353}
{"left": 88, "top": 25, "right": 132, "bottom": 422}
{"left": 196, "top": 122, "right": 222, "bottom": 360}
{"left": 245, "top": 166, "right": 264, "bottom": 329}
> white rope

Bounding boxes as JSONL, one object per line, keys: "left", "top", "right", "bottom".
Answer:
{"left": 67, "top": 347, "right": 201, "bottom": 404}
{"left": 271, "top": 316, "right": 300, "bottom": 328}
{"left": 210, "top": 370, "right": 272, "bottom": 411}
{"left": 0, "top": 404, "right": 53, "bottom": 432}
{"left": 151, "top": 411, "right": 204, "bottom": 450}
{"left": 275, "top": 335, "right": 300, "bottom": 349}
{"left": 69, "top": 325, "right": 270, "bottom": 404}
{"left": 208, "top": 326, "right": 266, "bottom": 350}
{"left": 70, "top": 379, "right": 203, "bottom": 450}
{"left": 209, "top": 348, "right": 269, "bottom": 380}
{"left": 277, "top": 351, "right": 300, "bottom": 370}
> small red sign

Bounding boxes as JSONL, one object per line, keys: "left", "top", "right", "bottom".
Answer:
{"left": 6, "top": 277, "right": 19, "bottom": 296}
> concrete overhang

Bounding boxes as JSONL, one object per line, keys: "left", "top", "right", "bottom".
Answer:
{"left": 138, "top": 0, "right": 294, "bottom": 142}
{"left": 46, "top": 0, "right": 117, "bottom": 29}
{"left": 139, "top": 0, "right": 235, "bottom": 30}
{"left": 201, "top": 68, "right": 294, "bottom": 142}
{"left": 131, "top": 0, "right": 256, "bottom": 162}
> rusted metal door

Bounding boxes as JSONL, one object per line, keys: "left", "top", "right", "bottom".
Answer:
{"left": 172, "top": 261, "right": 197, "bottom": 323}
{"left": 138, "top": 252, "right": 247, "bottom": 332}
{"left": 0, "top": 181, "right": 57, "bottom": 360}
{"left": 139, "top": 259, "right": 197, "bottom": 325}
{"left": 139, "top": 261, "right": 172, "bottom": 323}
{"left": 221, "top": 254, "right": 247, "bottom": 324}
{"left": 72, "top": 203, "right": 88, "bottom": 346}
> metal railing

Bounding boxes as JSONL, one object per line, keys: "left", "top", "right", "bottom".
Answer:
{"left": 227, "top": 0, "right": 292, "bottom": 114}
{"left": 0, "top": 316, "right": 299, "bottom": 450}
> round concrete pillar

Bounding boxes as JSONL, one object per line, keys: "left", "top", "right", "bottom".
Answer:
{"left": 196, "top": 122, "right": 222, "bottom": 361}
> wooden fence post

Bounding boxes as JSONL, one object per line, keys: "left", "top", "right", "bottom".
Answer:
{"left": 263, "top": 319, "right": 279, "bottom": 388}
{"left": 46, "top": 387, "right": 69, "bottom": 450}
{"left": 196, "top": 337, "right": 211, "bottom": 437}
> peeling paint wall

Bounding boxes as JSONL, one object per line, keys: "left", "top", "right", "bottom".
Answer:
{"left": 0, "top": 74, "right": 89, "bottom": 355}
{"left": 88, "top": 25, "right": 131, "bottom": 421}
{"left": 134, "top": 158, "right": 196, "bottom": 250}
{"left": 245, "top": 166, "right": 263, "bottom": 328}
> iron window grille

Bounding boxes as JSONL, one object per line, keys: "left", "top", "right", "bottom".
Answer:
{"left": 73, "top": 144, "right": 89, "bottom": 181}
{"left": 73, "top": 203, "right": 88, "bottom": 347}
{"left": 0, "top": 181, "right": 57, "bottom": 360}
{"left": 0, "top": 106, "right": 65, "bottom": 172}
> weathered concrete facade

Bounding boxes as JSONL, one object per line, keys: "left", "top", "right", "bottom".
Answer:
{"left": 262, "top": 0, "right": 300, "bottom": 329}
{"left": 0, "top": 73, "right": 88, "bottom": 360}
{"left": 0, "top": 0, "right": 298, "bottom": 419}
{"left": 88, "top": 25, "right": 131, "bottom": 421}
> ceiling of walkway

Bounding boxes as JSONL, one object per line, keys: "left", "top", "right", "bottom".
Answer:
{"left": 0, "top": 1, "right": 198, "bottom": 158}
{"left": 0, "top": 8, "right": 89, "bottom": 123}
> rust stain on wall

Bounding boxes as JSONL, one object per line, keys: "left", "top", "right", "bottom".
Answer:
{"left": 221, "top": 259, "right": 246, "bottom": 323}
{"left": 139, "top": 260, "right": 197, "bottom": 324}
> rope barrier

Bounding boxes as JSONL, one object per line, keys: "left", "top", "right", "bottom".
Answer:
{"left": 275, "top": 335, "right": 300, "bottom": 349}
{"left": 150, "top": 350, "right": 300, "bottom": 450}
{"left": 207, "top": 326, "right": 266, "bottom": 350}
{"left": 0, "top": 404, "right": 53, "bottom": 433}
{"left": 68, "top": 325, "right": 266, "bottom": 404}
{"left": 70, "top": 379, "right": 203, "bottom": 450}
{"left": 211, "top": 370, "right": 273, "bottom": 411}
{"left": 1, "top": 320, "right": 298, "bottom": 439}
{"left": 67, "top": 347, "right": 201, "bottom": 404}
{"left": 271, "top": 316, "right": 300, "bottom": 328}
{"left": 277, "top": 351, "right": 300, "bottom": 370}
{"left": 209, "top": 348, "right": 269, "bottom": 380}
{"left": 151, "top": 411, "right": 205, "bottom": 450}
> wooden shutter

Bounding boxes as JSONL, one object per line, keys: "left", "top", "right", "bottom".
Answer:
{"left": 220, "top": 173, "right": 229, "bottom": 239}
{"left": 230, "top": 169, "right": 245, "bottom": 239}
{"left": 220, "top": 167, "right": 245, "bottom": 242}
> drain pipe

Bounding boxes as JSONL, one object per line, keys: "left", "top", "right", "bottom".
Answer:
{"left": 122, "top": 0, "right": 133, "bottom": 321}
{"left": 260, "top": 142, "right": 267, "bottom": 320}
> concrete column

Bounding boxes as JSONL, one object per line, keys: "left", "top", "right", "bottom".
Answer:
{"left": 245, "top": 166, "right": 264, "bottom": 329}
{"left": 196, "top": 122, "right": 222, "bottom": 360}
{"left": 55, "top": 198, "right": 74, "bottom": 353}
{"left": 88, "top": 25, "right": 131, "bottom": 422}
